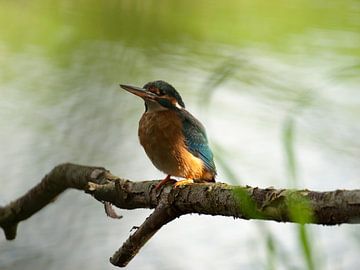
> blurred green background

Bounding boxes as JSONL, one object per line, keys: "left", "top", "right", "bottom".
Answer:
{"left": 0, "top": 1, "right": 359, "bottom": 269}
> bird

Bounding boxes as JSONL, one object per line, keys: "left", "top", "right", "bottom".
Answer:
{"left": 120, "top": 80, "right": 216, "bottom": 189}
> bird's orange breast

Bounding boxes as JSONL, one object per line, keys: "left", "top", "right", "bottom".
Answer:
{"left": 138, "top": 110, "right": 212, "bottom": 180}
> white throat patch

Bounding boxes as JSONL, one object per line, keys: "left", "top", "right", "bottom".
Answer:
{"left": 175, "top": 102, "right": 183, "bottom": 109}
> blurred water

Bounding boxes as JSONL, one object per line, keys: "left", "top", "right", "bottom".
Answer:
{"left": 1, "top": 1, "right": 360, "bottom": 270}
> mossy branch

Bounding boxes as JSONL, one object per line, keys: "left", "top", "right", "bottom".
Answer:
{"left": 0, "top": 163, "right": 359, "bottom": 267}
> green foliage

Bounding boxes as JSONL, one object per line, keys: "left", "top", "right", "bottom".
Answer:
{"left": 233, "top": 187, "right": 265, "bottom": 219}
{"left": 283, "top": 116, "right": 297, "bottom": 186}
{"left": 299, "top": 224, "right": 315, "bottom": 270}
{"left": 1, "top": 0, "right": 359, "bottom": 59}
{"left": 213, "top": 138, "right": 279, "bottom": 269}
{"left": 265, "top": 232, "right": 277, "bottom": 270}
{"left": 282, "top": 113, "right": 316, "bottom": 270}
{"left": 286, "top": 191, "right": 314, "bottom": 224}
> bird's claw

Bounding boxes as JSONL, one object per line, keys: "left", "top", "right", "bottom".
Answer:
{"left": 174, "top": 179, "right": 194, "bottom": 188}
{"left": 155, "top": 175, "right": 176, "bottom": 190}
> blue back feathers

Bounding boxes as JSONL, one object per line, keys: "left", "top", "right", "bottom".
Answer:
{"left": 179, "top": 110, "right": 216, "bottom": 174}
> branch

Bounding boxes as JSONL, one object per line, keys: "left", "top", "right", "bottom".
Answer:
{"left": 0, "top": 163, "right": 359, "bottom": 267}
{"left": 110, "top": 202, "right": 180, "bottom": 266}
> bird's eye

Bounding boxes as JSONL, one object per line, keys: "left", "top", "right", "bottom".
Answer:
{"left": 149, "top": 87, "right": 164, "bottom": 96}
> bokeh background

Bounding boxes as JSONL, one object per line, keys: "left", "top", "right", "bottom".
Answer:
{"left": 1, "top": 1, "right": 359, "bottom": 269}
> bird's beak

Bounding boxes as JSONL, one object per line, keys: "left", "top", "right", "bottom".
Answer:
{"left": 120, "top": 84, "right": 156, "bottom": 100}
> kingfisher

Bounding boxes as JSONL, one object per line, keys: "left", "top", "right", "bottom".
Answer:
{"left": 120, "top": 80, "right": 216, "bottom": 189}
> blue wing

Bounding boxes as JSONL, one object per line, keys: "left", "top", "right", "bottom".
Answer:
{"left": 179, "top": 110, "right": 216, "bottom": 174}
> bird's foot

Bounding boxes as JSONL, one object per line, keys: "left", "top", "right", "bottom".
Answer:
{"left": 156, "top": 175, "right": 176, "bottom": 190}
{"left": 174, "top": 179, "right": 194, "bottom": 188}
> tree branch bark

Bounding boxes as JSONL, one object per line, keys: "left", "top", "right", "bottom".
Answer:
{"left": 0, "top": 163, "right": 359, "bottom": 267}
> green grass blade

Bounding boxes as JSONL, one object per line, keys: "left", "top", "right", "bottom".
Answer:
{"left": 282, "top": 114, "right": 316, "bottom": 270}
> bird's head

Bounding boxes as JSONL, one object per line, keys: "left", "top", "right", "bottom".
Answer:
{"left": 120, "top": 80, "right": 185, "bottom": 112}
